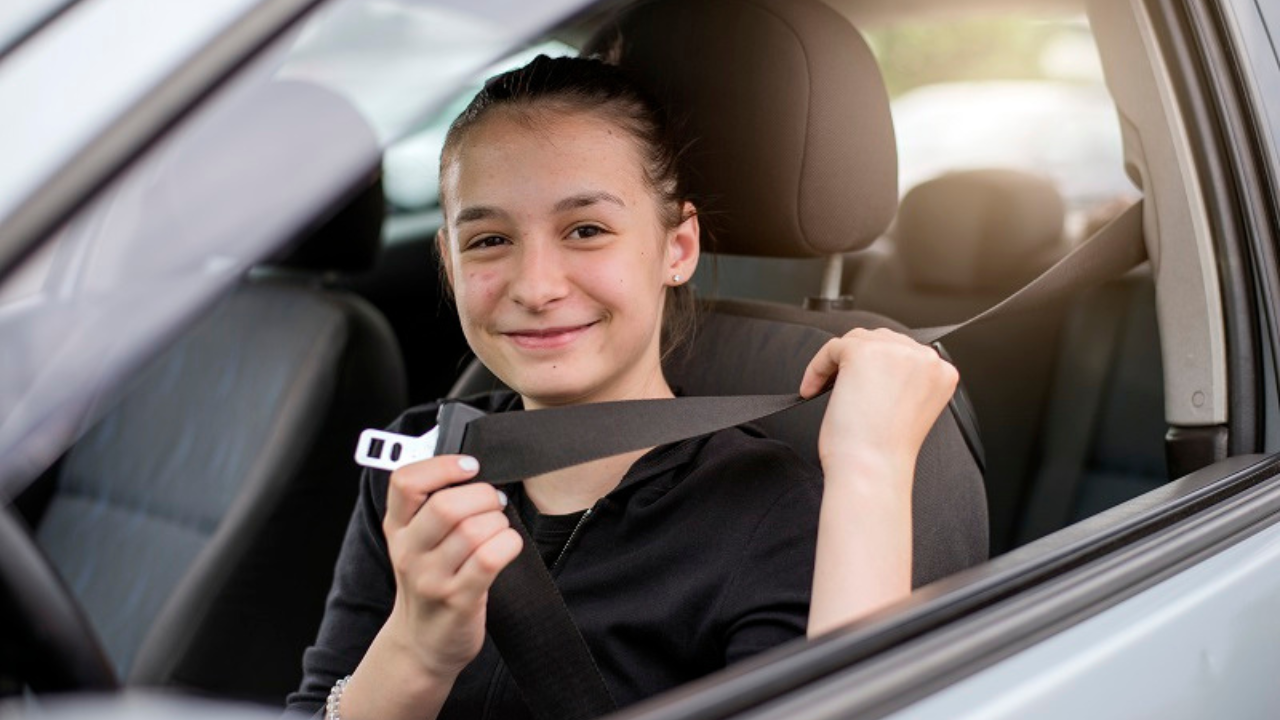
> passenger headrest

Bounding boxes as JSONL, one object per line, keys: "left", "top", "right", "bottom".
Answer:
{"left": 895, "top": 169, "right": 1067, "bottom": 293}
{"left": 274, "top": 171, "right": 384, "bottom": 274}
{"left": 585, "top": 0, "right": 897, "bottom": 258}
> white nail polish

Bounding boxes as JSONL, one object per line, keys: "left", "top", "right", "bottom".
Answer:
{"left": 458, "top": 456, "right": 479, "bottom": 473}
{"left": 496, "top": 490, "right": 508, "bottom": 507}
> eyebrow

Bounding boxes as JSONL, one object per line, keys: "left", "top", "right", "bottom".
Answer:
{"left": 455, "top": 205, "right": 507, "bottom": 226}
{"left": 553, "top": 191, "right": 626, "bottom": 213}
{"left": 454, "top": 191, "right": 627, "bottom": 226}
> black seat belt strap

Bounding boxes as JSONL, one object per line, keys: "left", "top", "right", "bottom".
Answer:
{"left": 455, "top": 200, "right": 1147, "bottom": 486}
{"left": 486, "top": 506, "right": 617, "bottom": 720}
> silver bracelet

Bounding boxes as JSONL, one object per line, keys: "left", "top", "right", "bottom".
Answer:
{"left": 325, "top": 675, "right": 351, "bottom": 720}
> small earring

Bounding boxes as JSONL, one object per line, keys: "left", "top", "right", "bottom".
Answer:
{"left": 672, "top": 274, "right": 683, "bottom": 283}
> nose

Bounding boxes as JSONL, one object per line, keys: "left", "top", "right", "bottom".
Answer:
{"left": 507, "top": 239, "right": 570, "bottom": 311}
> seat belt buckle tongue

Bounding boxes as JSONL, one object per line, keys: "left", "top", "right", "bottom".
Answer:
{"left": 434, "top": 402, "right": 486, "bottom": 455}
{"left": 353, "top": 402, "right": 487, "bottom": 471}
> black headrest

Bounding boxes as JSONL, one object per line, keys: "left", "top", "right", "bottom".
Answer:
{"left": 274, "top": 171, "right": 384, "bottom": 274}
{"left": 585, "top": 0, "right": 897, "bottom": 258}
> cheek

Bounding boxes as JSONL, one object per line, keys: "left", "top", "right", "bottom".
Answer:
{"left": 456, "top": 269, "right": 502, "bottom": 322}
{"left": 578, "top": 251, "right": 663, "bottom": 309}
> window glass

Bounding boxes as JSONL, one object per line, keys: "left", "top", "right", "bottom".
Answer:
{"left": 0, "top": 0, "right": 588, "bottom": 496}
{"left": 867, "top": 17, "right": 1134, "bottom": 233}
{"left": 379, "top": 39, "right": 577, "bottom": 211}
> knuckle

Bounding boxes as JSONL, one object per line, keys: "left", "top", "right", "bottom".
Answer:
{"left": 455, "top": 515, "right": 491, "bottom": 547}
{"left": 425, "top": 492, "right": 464, "bottom": 525}
{"left": 474, "top": 530, "right": 522, "bottom": 575}
{"left": 942, "top": 361, "right": 961, "bottom": 386}
{"left": 472, "top": 547, "right": 504, "bottom": 575}
{"left": 388, "top": 540, "right": 412, "bottom": 570}
{"left": 388, "top": 469, "right": 414, "bottom": 495}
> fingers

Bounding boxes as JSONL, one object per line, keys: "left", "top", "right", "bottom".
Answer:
{"left": 384, "top": 455, "right": 481, "bottom": 530}
{"left": 398, "top": 509, "right": 522, "bottom": 606}
{"left": 799, "top": 328, "right": 931, "bottom": 398}
{"left": 451, "top": 528, "right": 524, "bottom": 605}
{"left": 391, "top": 480, "right": 508, "bottom": 556}
{"left": 432, "top": 507, "right": 513, "bottom": 574}
{"left": 386, "top": 469, "right": 519, "bottom": 613}
{"left": 799, "top": 338, "right": 842, "bottom": 399}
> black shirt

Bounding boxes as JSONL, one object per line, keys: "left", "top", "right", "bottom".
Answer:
{"left": 513, "top": 486, "right": 587, "bottom": 568}
{"left": 287, "top": 392, "right": 823, "bottom": 718}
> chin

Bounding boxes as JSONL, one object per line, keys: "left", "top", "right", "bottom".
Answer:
{"left": 503, "top": 370, "right": 600, "bottom": 408}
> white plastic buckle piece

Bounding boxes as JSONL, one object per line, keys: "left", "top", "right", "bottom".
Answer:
{"left": 354, "top": 426, "right": 439, "bottom": 471}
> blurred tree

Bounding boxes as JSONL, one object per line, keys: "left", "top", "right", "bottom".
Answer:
{"left": 866, "top": 18, "right": 1088, "bottom": 97}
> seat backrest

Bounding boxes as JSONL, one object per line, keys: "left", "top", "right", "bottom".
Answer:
{"left": 33, "top": 83, "right": 407, "bottom": 704}
{"left": 1015, "top": 268, "right": 1166, "bottom": 544}
{"left": 662, "top": 301, "right": 989, "bottom": 584}
{"left": 852, "top": 170, "right": 1070, "bottom": 552}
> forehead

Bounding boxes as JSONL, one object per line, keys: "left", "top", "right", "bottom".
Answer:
{"left": 441, "top": 107, "right": 651, "bottom": 210}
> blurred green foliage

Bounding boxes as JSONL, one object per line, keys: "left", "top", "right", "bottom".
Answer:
{"left": 866, "top": 18, "right": 1087, "bottom": 97}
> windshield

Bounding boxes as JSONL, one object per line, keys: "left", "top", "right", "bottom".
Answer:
{"left": 0, "top": 0, "right": 590, "bottom": 497}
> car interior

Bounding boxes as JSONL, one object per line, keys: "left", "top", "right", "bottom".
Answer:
{"left": 2, "top": 0, "right": 1196, "bottom": 712}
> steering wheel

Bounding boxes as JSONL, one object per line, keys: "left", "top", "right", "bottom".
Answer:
{"left": 0, "top": 503, "right": 118, "bottom": 694}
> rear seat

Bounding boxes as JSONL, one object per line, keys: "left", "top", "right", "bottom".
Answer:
{"left": 851, "top": 169, "right": 1073, "bottom": 552}
{"left": 1014, "top": 267, "right": 1167, "bottom": 544}
{"left": 851, "top": 169, "right": 1167, "bottom": 552}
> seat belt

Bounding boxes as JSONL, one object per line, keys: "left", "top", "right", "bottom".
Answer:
{"left": 354, "top": 199, "right": 1146, "bottom": 720}
{"left": 443, "top": 199, "right": 1146, "bottom": 485}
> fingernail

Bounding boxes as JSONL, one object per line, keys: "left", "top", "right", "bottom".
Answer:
{"left": 496, "top": 490, "right": 508, "bottom": 507}
{"left": 458, "top": 456, "right": 479, "bottom": 473}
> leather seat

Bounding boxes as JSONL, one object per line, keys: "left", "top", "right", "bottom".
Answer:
{"left": 454, "top": 0, "right": 988, "bottom": 585}
{"left": 852, "top": 169, "right": 1072, "bottom": 552}
{"left": 28, "top": 84, "right": 407, "bottom": 704}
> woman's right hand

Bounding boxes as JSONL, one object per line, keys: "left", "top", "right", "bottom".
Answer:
{"left": 381, "top": 454, "right": 523, "bottom": 682}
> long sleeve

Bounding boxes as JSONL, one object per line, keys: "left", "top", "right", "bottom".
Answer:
{"left": 285, "top": 463, "right": 397, "bottom": 714}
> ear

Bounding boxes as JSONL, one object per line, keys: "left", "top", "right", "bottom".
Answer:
{"left": 436, "top": 228, "right": 456, "bottom": 291}
{"left": 666, "top": 201, "right": 700, "bottom": 286}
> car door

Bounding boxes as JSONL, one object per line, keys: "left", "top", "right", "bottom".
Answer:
{"left": 3, "top": 0, "right": 1278, "bottom": 715}
{"left": 597, "top": 0, "right": 1280, "bottom": 717}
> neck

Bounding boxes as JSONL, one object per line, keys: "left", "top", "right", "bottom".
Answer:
{"left": 522, "top": 450, "right": 650, "bottom": 515}
{"left": 520, "top": 368, "right": 674, "bottom": 514}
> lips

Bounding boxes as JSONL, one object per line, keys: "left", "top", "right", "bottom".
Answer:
{"left": 501, "top": 321, "right": 598, "bottom": 350}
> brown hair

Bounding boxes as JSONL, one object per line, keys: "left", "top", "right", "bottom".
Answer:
{"left": 439, "top": 54, "right": 698, "bottom": 362}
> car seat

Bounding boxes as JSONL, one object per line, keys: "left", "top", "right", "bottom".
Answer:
{"left": 25, "top": 84, "right": 407, "bottom": 703}
{"left": 851, "top": 169, "right": 1072, "bottom": 553}
{"left": 453, "top": 0, "right": 989, "bottom": 584}
{"left": 1015, "top": 266, "right": 1166, "bottom": 543}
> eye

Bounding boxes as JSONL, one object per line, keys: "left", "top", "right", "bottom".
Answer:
{"left": 569, "top": 224, "right": 605, "bottom": 240}
{"left": 464, "top": 235, "right": 509, "bottom": 251}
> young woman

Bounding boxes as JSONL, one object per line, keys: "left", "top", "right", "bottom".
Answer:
{"left": 288, "top": 55, "right": 958, "bottom": 719}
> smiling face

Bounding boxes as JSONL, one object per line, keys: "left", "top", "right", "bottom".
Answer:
{"left": 438, "top": 107, "right": 699, "bottom": 409}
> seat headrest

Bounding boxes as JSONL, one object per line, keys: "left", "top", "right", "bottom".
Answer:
{"left": 274, "top": 170, "right": 384, "bottom": 274}
{"left": 585, "top": 0, "right": 897, "bottom": 258}
{"left": 895, "top": 169, "right": 1066, "bottom": 293}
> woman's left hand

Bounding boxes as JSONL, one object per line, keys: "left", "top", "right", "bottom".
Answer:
{"left": 802, "top": 327, "right": 959, "bottom": 635}
{"left": 800, "top": 327, "right": 959, "bottom": 487}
